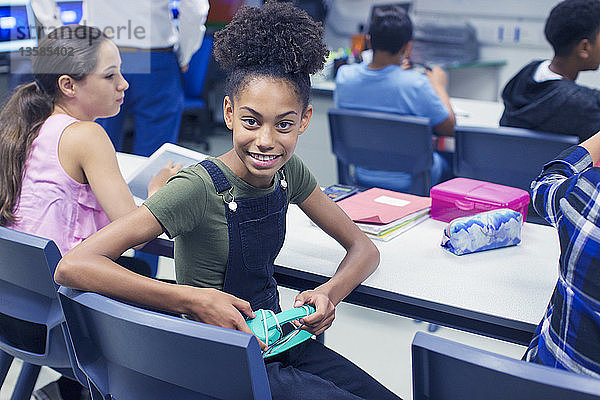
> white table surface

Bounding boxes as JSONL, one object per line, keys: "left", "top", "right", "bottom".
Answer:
{"left": 451, "top": 97, "right": 503, "bottom": 128}
{"left": 276, "top": 204, "right": 558, "bottom": 327}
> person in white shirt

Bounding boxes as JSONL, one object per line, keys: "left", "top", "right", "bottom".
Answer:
{"left": 91, "top": 0, "right": 209, "bottom": 157}
{"left": 32, "top": 0, "right": 210, "bottom": 156}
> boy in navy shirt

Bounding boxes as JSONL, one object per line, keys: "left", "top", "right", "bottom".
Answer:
{"left": 501, "top": 0, "right": 600, "bottom": 141}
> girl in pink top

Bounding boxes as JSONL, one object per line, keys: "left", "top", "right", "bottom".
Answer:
{"left": 0, "top": 25, "right": 178, "bottom": 400}
{"left": 0, "top": 26, "right": 177, "bottom": 253}
{"left": 11, "top": 113, "right": 112, "bottom": 256}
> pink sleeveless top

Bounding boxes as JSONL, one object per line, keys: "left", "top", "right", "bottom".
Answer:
{"left": 10, "top": 114, "right": 110, "bottom": 256}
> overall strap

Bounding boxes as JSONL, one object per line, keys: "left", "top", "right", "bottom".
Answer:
{"left": 200, "top": 159, "right": 232, "bottom": 193}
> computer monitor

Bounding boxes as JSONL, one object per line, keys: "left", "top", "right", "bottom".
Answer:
{"left": 0, "top": 0, "right": 37, "bottom": 53}
{"left": 56, "top": 0, "right": 83, "bottom": 25}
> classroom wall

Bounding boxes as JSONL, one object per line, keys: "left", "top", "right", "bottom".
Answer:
{"left": 324, "top": 0, "right": 600, "bottom": 100}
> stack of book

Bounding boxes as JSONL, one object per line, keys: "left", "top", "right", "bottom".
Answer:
{"left": 337, "top": 188, "right": 431, "bottom": 242}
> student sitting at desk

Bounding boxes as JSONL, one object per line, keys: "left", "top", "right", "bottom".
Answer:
{"left": 0, "top": 25, "right": 179, "bottom": 400}
{"left": 56, "top": 3, "right": 400, "bottom": 399}
{"left": 334, "top": 5, "right": 455, "bottom": 192}
{"left": 525, "top": 129, "right": 600, "bottom": 376}
{"left": 500, "top": 0, "right": 600, "bottom": 141}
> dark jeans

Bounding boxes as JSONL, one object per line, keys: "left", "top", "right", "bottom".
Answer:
{"left": 266, "top": 338, "right": 401, "bottom": 400}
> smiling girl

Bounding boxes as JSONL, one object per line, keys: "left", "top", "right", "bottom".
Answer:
{"left": 56, "top": 4, "right": 399, "bottom": 399}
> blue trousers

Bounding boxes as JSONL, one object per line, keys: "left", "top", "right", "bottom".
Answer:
{"left": 98, "top": 50, "right": 184, "bottom": 157}
{"left": 266, "top": 338, "right": 401, "bottom": 399}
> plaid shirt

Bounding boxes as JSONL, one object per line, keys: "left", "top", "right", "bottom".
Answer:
{"left": 525, "top": 145, "right": 600, "bottom": 377}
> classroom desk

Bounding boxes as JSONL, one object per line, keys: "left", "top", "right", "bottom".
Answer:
{"left": 119, "top": 153, "right": 560, "bottom": 346}
{"left": 451, "top": 97, "right": 504, "bottom": 128}
{"left": 275, "top": 205, "right": 558, "bottom": 346}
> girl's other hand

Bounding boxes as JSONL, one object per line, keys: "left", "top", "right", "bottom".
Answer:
{"left": 293, "top": 290, "right": 335, "bottom": 336}
{"left": 184, "top": 287, "right": 268, "bottom": 350}
{"left": 147, "top": 161, "right": 183, "bottom": 197}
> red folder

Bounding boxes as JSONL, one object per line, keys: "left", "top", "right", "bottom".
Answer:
{"left": 337, "top": 188, "right": 431, "bottom": 224}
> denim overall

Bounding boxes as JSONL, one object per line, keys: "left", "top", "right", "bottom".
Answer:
{"left": 200, "top": 160, "right": 286, "bottom": 313}
{"left": 200, "top": 160, "right": 401, "bottom": 400}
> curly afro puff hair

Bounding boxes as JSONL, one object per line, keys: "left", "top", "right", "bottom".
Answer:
{"left": 213, "top": 1, "right": 328, "bottom": 110}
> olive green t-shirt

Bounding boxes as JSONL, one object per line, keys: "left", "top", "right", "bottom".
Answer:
{"left": 143, "top": 155, "right": 317, "bottom": 289}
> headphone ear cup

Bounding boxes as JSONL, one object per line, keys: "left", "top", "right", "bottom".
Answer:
{"left": 246, "top": 309, "right": 283, "bottom": 345}
{"left": 246, "top": 306, "right": 316, "bottom": 358}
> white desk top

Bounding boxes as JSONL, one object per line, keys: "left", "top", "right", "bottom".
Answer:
{"left": 451, "top": 97, "right": 503, "bottom": 128}
{"left": 276, "top": 204, "right": 558, "bottom": 327}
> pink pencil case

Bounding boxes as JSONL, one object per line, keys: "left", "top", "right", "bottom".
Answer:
{"left": 430, "top": 178, "right": 529, "bottom": 223}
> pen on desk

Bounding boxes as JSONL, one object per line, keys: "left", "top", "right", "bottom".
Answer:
{"left": 454, "top": 109, "right": 470, "bottom": 118}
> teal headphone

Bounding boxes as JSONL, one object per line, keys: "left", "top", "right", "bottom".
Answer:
{"left": 246, "top": 305, "right": 316, "bottom": 358}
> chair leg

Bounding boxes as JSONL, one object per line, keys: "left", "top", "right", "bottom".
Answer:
{"left": 10, "top": 362, "right": 40, "bottom": 400}
{"left": 0, "top": 350, "right": 14, "bottom": 387}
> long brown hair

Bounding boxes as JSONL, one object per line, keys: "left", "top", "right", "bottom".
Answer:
{"left": 0, "top": 25, "right": 108, "bottom": 226}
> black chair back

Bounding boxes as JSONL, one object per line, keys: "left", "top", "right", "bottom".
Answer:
{"left": 413, "top": 331, "right": 600, "bottom": 400}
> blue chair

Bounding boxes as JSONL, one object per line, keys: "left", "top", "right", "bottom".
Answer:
{"left": 57, "top": 287, "right": 271, "bottom": 400}
{"left": 180, "top": 35, "right": 214, "bottom": 151}
{"left": 412, "top": 331, "right": 600, "bottom": 400}
{"left": 454, "top": 125, "right": 579, "bottom": 192}
{"left": 328, "top": 108, "right": 433, "bottom": 196}
{"left": 453, "top": 125, "right": 578, "bottom": 224}
{"left": 0, "top": 227, "right": 85, "bottom": 400}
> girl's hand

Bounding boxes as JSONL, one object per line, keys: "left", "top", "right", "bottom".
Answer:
{"left": 184, "top": 287, "right": 267, "bottom": 350}
{"left": 293, "top": 290, "right": 336, "bottom": 336}
{"left": 147, "top": 161, "right": 183, "bottom": 197}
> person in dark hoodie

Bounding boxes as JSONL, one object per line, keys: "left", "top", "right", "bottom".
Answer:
{"left": 500, "top": 0, "right": 600, "bottom": 141}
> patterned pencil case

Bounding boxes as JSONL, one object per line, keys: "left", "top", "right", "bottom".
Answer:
{"left": 441, "top": 208, "right": 523, "bottom": 255}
